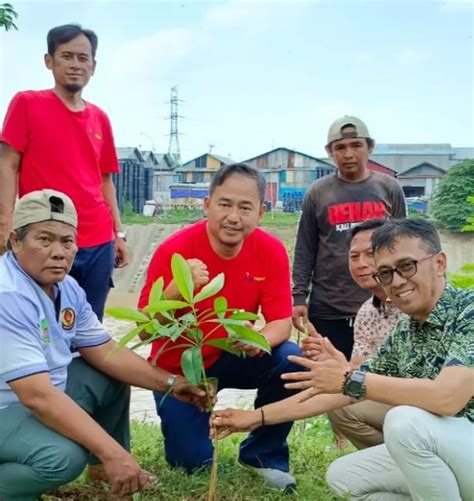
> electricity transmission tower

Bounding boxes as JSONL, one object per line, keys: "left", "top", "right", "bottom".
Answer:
{"left": 167, "top": 85, "right": 183, "bottom": 167}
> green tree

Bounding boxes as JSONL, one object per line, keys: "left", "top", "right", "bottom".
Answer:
{"left": 431, "top": 159, "right": 474, "bottom": 230}
{"left": 463, "top": 196, "right": 474, "bottom": 232}
{"left": 0, "top": 3, "right": 18, "bottom": 31}
{"left": 448, "top": 197, "right": 474, "bottom": 289}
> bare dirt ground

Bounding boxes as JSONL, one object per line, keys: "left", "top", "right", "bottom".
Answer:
{"left": 107, "top": 224, "right": 474, "bottom": 422}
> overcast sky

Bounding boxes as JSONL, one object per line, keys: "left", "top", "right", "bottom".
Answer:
{"left": 1, "top": 0, "right": 472, "bottom": 162}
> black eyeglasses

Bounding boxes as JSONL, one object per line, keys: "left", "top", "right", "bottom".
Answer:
{"left": 373, "top": 254, "right": 434, "bottom": 286}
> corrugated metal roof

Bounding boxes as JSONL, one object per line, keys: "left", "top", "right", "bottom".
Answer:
{"left": 451, "top": 148, "right": 474, "bottom": 159}
{"left": 373, "top": 144, "right": 453, "bottom": 155}
{"left": 116, "top": 147, "right": 144, "bottom": 162}
{"left": 212, "top": 153, "right": 236, "bottom": 164}
{"left": 243, "top": 147, "right": 335, "bottom": 168}
{"left": 398, "top": 162, "right": 447, "bottom": 176}
{"left": 175, "top": 167, "right": 214, "bottom": 173}
{"left": 181, "top": 153, "right": 236, "bottom": 168}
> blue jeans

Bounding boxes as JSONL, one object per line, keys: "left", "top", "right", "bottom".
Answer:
{"left": 69, "top": 241, "right": 115, "bottom": 321}
{"left": 154, "top": 340, "right": 302, "bottom": 472}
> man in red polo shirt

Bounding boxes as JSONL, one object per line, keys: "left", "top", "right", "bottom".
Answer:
{"left": 0, "top": 23, "right": 127, "bottom": 321}
{"left": 139, "top": 163, "right": 301, "bottom": 491}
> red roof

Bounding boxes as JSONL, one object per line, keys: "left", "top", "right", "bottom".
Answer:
{"left": 367, "top": 159, "right": 397, "bottom": 177}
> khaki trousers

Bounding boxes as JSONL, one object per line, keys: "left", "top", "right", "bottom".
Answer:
{"left": 326, "top": 405, "right": 474, "bottom": 500}
{"left": 328, "top": 400, "right": 392, "bottom": 449}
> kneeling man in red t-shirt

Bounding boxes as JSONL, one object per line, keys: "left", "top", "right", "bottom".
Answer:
{"left": 139, "top": 163, "right": 301, "bottom": 491}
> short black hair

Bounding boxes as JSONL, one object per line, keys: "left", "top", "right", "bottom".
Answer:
{"left": 348, "top": 218, "right": 387, "bottom": 243}
{"left": 7, "top": 224, "right": 32, "bottom": 250}
{"left": 209, "top": 163, "right": 266, "bottom": 203}
{"left": 47, "top": 24, "right": 98, "bottom": 58}
{"left": 372, "top": 218, "right": 442, "bottom": 254}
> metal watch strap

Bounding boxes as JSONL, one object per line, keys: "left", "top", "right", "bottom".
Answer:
{"left": 166, "top": 374, "right": 178, "bottom": 391}
{"left": 343, "top": 369, "right": 367, "bottom": 399}
{"left": 342, "top": 369, "right": 354, "bottom": 394}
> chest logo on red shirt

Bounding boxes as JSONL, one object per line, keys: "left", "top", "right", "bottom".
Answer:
{"left": 88, "top": 128, "right": 102, "bottom": 140}
{"left": 244, "top": 272, "right": 266, "bottom": 283}
{"left": 61, "top": 308, "right": 76, "bottom": 331}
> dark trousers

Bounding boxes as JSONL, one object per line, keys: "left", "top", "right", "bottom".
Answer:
{"left": 154, "top": 341, "right": 302, "bottom": 472}
{"left": 0, "top": 358, "right": 130, "bottom": 500}
{"left": 69, "top": 241, "right": 115, "bottom": 321}
{"left": 309, "top": 316, "right": 355, "bottom": 361}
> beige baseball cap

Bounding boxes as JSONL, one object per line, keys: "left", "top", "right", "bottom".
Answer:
{"left": 13, "top": 189, "right": 78, "bottom": 230}
{"left": 326, "top": 116, "right": 372, "bottom": 146}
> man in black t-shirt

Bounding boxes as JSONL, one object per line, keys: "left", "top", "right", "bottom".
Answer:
{"left": 292, "top": 116, "right": 406, "bottom": 359}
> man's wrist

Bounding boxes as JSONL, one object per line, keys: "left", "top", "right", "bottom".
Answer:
{"left": 165, "top": 374, "right": 178, "bottom": 392}
{"left": 115, "top": 229, "right": 127, "bottom": 241}
{"left": 292, "top": 294, "right": 307, "bottom": 307}
{"left": 342, "top": 369, "right": 367, "bottom": 399}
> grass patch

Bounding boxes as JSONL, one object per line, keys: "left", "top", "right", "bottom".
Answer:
{"left": 44, "top": 416, "right": 349, "bottom": 500}
{"left": 121, "top": 208, "right": 205, "bottom": 225}
{"left": 261, "top": 211, "right": 299, "bottom": 229}
{"left": 121, "top": 208, "right": 300, "bottom": 228}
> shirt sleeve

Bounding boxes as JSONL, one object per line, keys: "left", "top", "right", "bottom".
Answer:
{"left": 292, "top": 188, "right": 319, "bottom": 306}
{"left": 0, "top": 92, "right": 28, "bottom": 153}
{"left": 71, "top": 285, "right": 111, "bottom": 349}
{"left": 390, "top": 179, "right": 407, "bottom": 218}
{"left": 260, "top": 238, "right": 292, "bottom": 322}
{"left": 442, "top": 300, "right": 474, "bottom": 369}
{"left": 0, "top": 293, "right": 49, "bottom": 383}
{"left": 99, "top": 111, "right": 120, "bottom": 174}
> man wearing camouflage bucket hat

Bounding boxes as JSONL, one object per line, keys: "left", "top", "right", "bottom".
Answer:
{"left": 0, "top": 190, "right": 209, "bottom": 499}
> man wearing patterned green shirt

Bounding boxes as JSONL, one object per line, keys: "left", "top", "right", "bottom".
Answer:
{"left": 213, "top": 219, "right": 473, "bottom": 500}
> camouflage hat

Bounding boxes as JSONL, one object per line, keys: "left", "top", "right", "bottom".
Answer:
{"left": 13, "top": 189, "right": 78, "bottom": 230}
{"left": 327, "top": 116, "right": 372, "bottom": 146}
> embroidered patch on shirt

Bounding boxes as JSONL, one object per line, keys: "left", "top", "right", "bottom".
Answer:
{"left": 61, "top": 308, "right": 76, "bottom": 331}
{"left": 40, "top": 317, "right": 51, "bottom": 344}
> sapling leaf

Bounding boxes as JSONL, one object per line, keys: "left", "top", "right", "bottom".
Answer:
{"left": 193, "top": 273, "right": 225, "bottom": 303}
{"left": 206, "top": 338, "right": 244, "bottom": 356}
{"left": 115, "top": 325, "right": 146, "bottom": 349}
{"left": 149, "top": 277, "right": 164, "bottom": 306}
{"left": 214, "top": 297, "right": 227, "bottom": 319}
{"left": 144, "top": 322, "right": 158, "bottom": 334}
{"left": 159, "top": 310, "right": 174, "bottom": 321}
{"left": 106, "top": 307, "right": 149, "bottom": 323}
{"left": 186, "top": 327, "right": 203, "bottom": 342}
{"left": 179, "top": 312, "right": 196, "bottom": 326}
{"left": 181, "top": 347, "right": 203, "bottom": 386}
{"left": 144, "top": 318, "right": 171, "bottom": 335}
{"left": 171, "top": 253, "right": 194, "bottom": 302}
{"left": 229, "top": 311, "right": 260, "bottom": 321}
{"left": 207, "top": 318, "right": 255, "bottom": 327}
{"left": 169, "top": 323, "right": 188, "bottom": 342}
{"left": 145, "top": 300, "right": 189, "bottom": 312}
{"left": 225, "top": 324, "right": 271, "bottom": 353}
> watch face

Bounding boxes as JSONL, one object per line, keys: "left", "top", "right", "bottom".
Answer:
{"left": 347, "top": 381, "right": 360, "bottom": 393}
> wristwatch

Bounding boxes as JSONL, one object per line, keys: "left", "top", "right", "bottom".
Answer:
{"left": 116, "top": 230, "right": 127, "bottom": 241}
{"left": 166, "top": 374, "right": 178, "bottom": 391}
{"left": 342, "top": 370, "right": 367, "bottom": 399}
